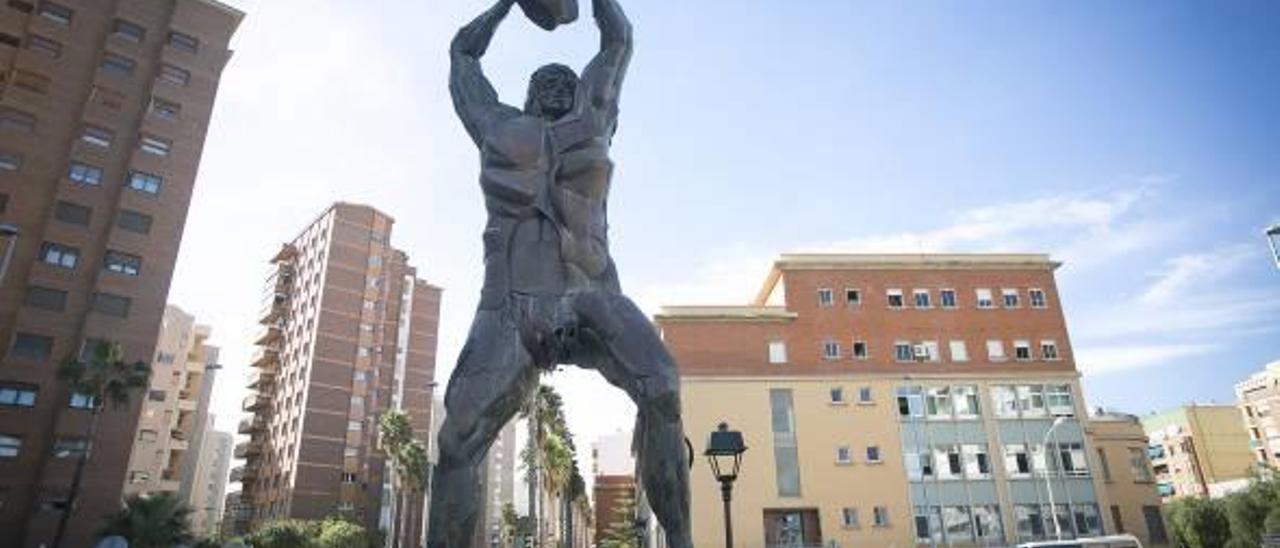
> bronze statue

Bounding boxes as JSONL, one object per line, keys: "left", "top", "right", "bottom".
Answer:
{"left": 428, "top": 0, "right": 692, "bottom": 546}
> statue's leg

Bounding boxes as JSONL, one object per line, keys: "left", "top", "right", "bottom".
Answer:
{"left": 428, "top": 308, "right": 537, "bottom": 548}
{"left": 570, "top": 291, "right": 693, "bottom": 548}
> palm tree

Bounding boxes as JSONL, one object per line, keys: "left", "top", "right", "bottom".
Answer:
{"left": 98, "top": 492, "right": 194, "bottom": 548}
{"left": 395, "top": 439, "right": 428, "bottom": 548}
{"left": 53, "top": 340, "right": 150, "bottom": 548}
{"left": 379, "top": 409, "right": 423, "bottom": 548}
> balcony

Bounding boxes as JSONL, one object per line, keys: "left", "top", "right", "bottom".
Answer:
{"left": 249, "top": 346, "right": 280, "bottom": 369}
{"left": 254, "top": 322, "right": 284, "bottom": 346}
{"left": 242, "top": 393, "right": 269, "bottom": 412}
{"left": 246, "top": 368, "right": 276, "bottom": 390}
{"left": 258, "top": 294, "right": 288, "bottom": 324}
{"left": 271, "top": 243, "right": 298, "bottom": 264}
{"left": 234, "top": 440, "right": 262, "bottom": 459}
{"left": 238, "top": 416, "right": 265, "bottom": 435}
{"left": 177, "top": 398, "right": 197, "bottom": 412}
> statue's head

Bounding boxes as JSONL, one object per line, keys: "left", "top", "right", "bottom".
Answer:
{"left": 525, "top": 63, "right": 577, "bottom": 120}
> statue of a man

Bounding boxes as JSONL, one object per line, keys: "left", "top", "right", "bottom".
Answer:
{"left": 428, "top": 0, "right": 692, "bottom": 547}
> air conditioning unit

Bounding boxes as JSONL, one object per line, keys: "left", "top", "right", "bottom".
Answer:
{"left": 913, "top": 344, "right": 931, "bottom": 361}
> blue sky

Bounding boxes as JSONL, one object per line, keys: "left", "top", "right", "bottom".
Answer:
{"left": 176, "top": 1, "right": 1280, "bottom": 471}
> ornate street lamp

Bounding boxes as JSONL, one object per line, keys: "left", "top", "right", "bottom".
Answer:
{"left": 704, "top": 422, "right": 747, "bottom": 548}
{"left": 1266, "top": 224, "right": 1280, "bottom": 270}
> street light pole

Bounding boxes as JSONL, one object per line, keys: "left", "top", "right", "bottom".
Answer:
{"left": 704, "top": 422, "right": 746, "bottom": 548}
{"left": 1042, "top": 416, "right": 1067, "bottom": 541}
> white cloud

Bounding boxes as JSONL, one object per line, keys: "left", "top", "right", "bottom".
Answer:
{"left": 1139, "top": 244, "right": 1257, "bottom": 306}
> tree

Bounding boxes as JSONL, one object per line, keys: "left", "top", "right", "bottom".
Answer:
{"left": 380, "top": 409, "right": 422, "bottom": 548}
{"left": 315, "top": 516, "right": 370, "bottom": 548}
{"left": 245, "top": 520, "right": 319, "bottom": 548}
{"left": 1168, "top": 496, "right": 1232, "bottom": 548}
{"left": 501, "top": 503, "right": 521, "bottom": 546}
{"left": 54, "top": 340, "right": 150, "bottom": 548}
{"left": 97, "top": 493, "right": 194, "bottom": 548}
{"left": 595, "top": 493, "right": 637, "bottom": 548}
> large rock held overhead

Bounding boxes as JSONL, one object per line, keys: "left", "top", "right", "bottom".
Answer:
{"left": 517, "top": 0, "right": 578, "bottom": 30}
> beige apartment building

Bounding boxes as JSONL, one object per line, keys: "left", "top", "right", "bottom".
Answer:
{"left": 123, "top": 304, "right": 215, "bottom": 496}
{"left": 1087, "top": 411, "right": 1168, "bottom": 545}
{"left": 1142, "top": 405, "right": 1254, "bottom": 501}
{"left": 233, "top": 203, "right": 442, "bottom": 539}
{"left": 190, "top": 427, "right": 232, "bottom": 537}
{"left": 656, "top": 254, "right": 1136, "bottom": 547}
{"left": 0, "top": 1, "right": 241, "bottom": 546}
{"left": 476, "top": 419, "right": 517, "bottom": 547}
{"left": 1235, "top": 359, "right": 1280, "bottom": 469}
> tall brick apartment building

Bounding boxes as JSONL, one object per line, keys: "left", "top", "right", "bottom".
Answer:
{"left": 232, "top": 203, "right": 441, "bottom": 540}
{"left": 0, "top": 1, "right": 241, "bottom": 546}
{"left": 657, "top": 254, "right": 1164, "bottom": 547}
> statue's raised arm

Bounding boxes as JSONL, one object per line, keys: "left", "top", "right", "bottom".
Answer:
{"left": 581, "top": 0, "right": 632, "bottom": 123}
{"left": 450, "top": 0, "right": 521, "bottom": 145}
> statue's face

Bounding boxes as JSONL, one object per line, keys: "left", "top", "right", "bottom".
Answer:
{"left": 528, "top": 64, "right": 577, "bottom": 120}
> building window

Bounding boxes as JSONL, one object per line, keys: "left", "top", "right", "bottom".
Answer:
{"left": 344, "top": 447, "right": 358, "bottom": 458}
{"left": 915, "top": 506, "right": 941, "bottom": 542}
{"left": 0, "top": 107, "right": 35, "bottom": 132}
{"left": 817, "top": 288, "right": 834, "bottom": 307}
{"left": 917, "top": 341, "right": 940, "bottom": 362}
{"left": 1057, "top": 442, "right": 1089, "bottom": 476}
{"left": 23, "top": 286, "right": 67, "bottom": 311}
{"left": 963, "top": 444, "right": 992, "bottom": 478}
{"left": 886, "top": 288, "right": 904, "bottom": 309}
{"left": 1030, "top": 288, "right": 1047, "bottom": 308}
{"left": 37, "top": 1, "right": 71, "bottom": 24}
{"left": 906, "top": 451, "right": 934, "bottom": 480}
{"left": 858, "top": 387, "right": 873, "bottom": 404}
{"left": 873, "top": 506, "right": 890, "bottom": 527}
{"left": 1017, "top": 385, "right": 1048, "bottom": 417}
{"left": 974, "top": 505, "right": 1004, "bottom": 540}
{"left": 91, "top": 292, "right": 131, "bottom": 318}
{"left": 11, "top": 332, "right": 54, "bottom": 361}
{"left": 829, "top": 387, "right": 845, "bottom": 405}
{"left": 1005, "top": 444, "right": 1033, "bottom": 478}
{"left": 1144, "top": 506, "right": 1168, "bottom": 543}
{"left": 341, "top": 472, "right": 357, "bottom": 483}
{"left": 139, "top": 135, "right": 170, "bottom": 156}
{"left": 913, "top": 289, "right": 931, "bottom": 309}
{"left": 986, "top": 340, "right": 1006, "bottom": 362}
{"left": 1002, "top": 288, "right": 1020, "bottom": 308}
{"left": 0, "top": 434, "right": 20, "bottom": 457}
{"left": 1015, "top": 504, "right": 1045, "bottom": 540}
{"left": 1074, "top": 504, "right": 1103, "bottom": 536}
{"left": 54, "top": 200, "right": 91, "bottom": 226}
{"left": 104, "top": 250, "right": 141, "bottom": 276}
{"left": 975, "top": 288, "right": 994, "bottom": 309}
{"left": 127, "top": 170, "right": 162, "bottom": 194}
{"left": 150, "top": 97, "right": 181, "bottom": 119}
{"left": 101, "top": 52, "right": 136, "bottom": 76}
{"left": 1014, "top": 340, "right": 1032, "bottom": 361}
{"left": 157, "top": 64, "right": 190, "bottom": 86}
{"left": 168, "top": 31, "right": 199, "bottom": 53}
{"left": 954, "top": 385, "right": 980, "bottom": 418}
{"left": 767, "top": 341, "right": 787, "bottom": 364}
{"left": 926, "top": 387, "right": 953, "bottom": 420}
{"left": 0, "top": 384, "right": 37, "bottom": 407}
{"left": 1130, "top": 448, "right": 1153, "bottom": 482}
{"left": 39, "top": 242, "right": 78, "bottom": 268}
{"left": 112, "top": 19, "right": 146, "bottom": 42}
{"left": 7, "top": 0, "right": 33, "bottom": 13}
{"left": 347, "top": 420, "right": 361, "bottom": 431}
{"left": 836, "top": 445, "right": 851, "bottom": 464}
{"left": 896, "top": 386, "right": 924, "bottom": 418}
{"left": 24, "top": 34, "right": 61, "bottom": 57}
{"left": 769, "top": 389, "right": 801, "bottom": 497}
{"left": 1041, "top": 340, "right": 1060, "bottom": 361}
{"left": 0, "top": 32, "right": 14, "bottom": 47}
{"left": 89, "top": 86, "right": 126, "bottom": 110}
{"left": 68, "top": 162, "right": 103, "bottom": 186}
{"left": 0, "top": 193, "right": 6, "bottom": 213}
{"left": 1046, "top": 384, "right": 1074, "bottom": 416}
{"left": 949, "top": 340, "right": 968, "bottom": 362}
{"left": 69, "top": 392, "right": 96, "bottom": 409}
{"left": 841, "top": 507, "right": 859, "bottom": 528}
{"left": 822, "top": 340, "right": 841, "bottom": 360}
{"left": 116, "top": 210, "right": 153, "bottom": 234}
{"left": 943, "top": 506, "right": 974, "bottom": 542}
{"left": 51, "top": 438, "right": 86, "bottom": 458}
{"left": 0, "top": 150, "right": 20, "bottom": 171}
{"left": 81, "top": 125, "right": 113, "bottom": 148}
{"left": 940, "top": 288, "right": 957, "bottom": 309}
{"left": 147, "top": 390, "right": 165, "bottom": 402}
{"left": 894, "top": 341, "right": 912, "bottom": 362}
{"left": 138, "top": 429, "right": 158, "bottom": 442}
{"left": 9, "top": 69, "right": 50, "bottom": 94}
{"left": 866, "top": 445, "right": 882, "bottom": 463}
{"left": 852, "top": 340, "right": 868, "bottom": 359}
{"left": 1097, "top": 448, "right": 1113, "bottom": 481}
{"left": 845, "top": 288, "right": 861, "bottom": 307}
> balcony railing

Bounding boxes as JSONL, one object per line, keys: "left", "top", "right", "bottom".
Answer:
{"left": 234, "top": 440, "right": 262, "bottom": 459}
{"left": 238, "top": 417, "right": 265, "bottom": 435}
{"left": 242, "top": 393, "right": 269, "bottom": 412}
{"left": 249, "top": 346, "right": 280, "bottom": 369}
{"left": 258, "top": 294, "right": 288, "bottom": 324}
{"left": 254, "top": 322, "right": 284, "bottom": 346}
{"left": 246, "top": 367, "right": 276, "bottom": 390}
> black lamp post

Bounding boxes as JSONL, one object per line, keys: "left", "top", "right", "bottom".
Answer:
{"left": 704, "top": 422, "right": 747, "bottom": 548}
{"left": 1266, "top": 224, "right": 1280, "bottom": 270}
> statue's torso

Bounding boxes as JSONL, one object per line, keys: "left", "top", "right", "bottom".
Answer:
{"left": 477, "top": 105, "right": 617, "bottom": 306}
